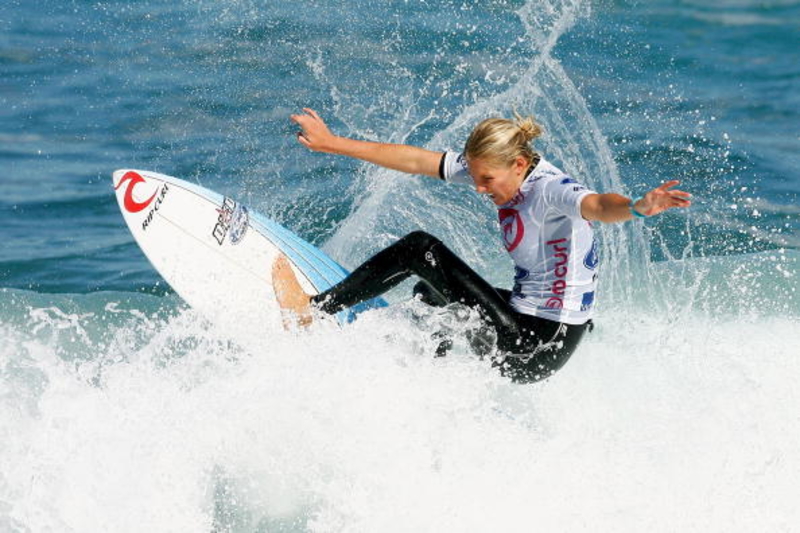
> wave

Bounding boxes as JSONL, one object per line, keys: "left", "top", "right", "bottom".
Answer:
{"left": 1, "top": 247, "right": 798, "bottom": 531}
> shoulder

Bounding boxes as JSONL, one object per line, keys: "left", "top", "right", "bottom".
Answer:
{"left": 530, "top": 158, "right": 570, "bottom": 183}
{"left": 532, "top": 159, "right": 589, "bottom": 190}
{"left": 531, "top": 159, "right": 596, "bottom": 216}
{"left": 531, "top": 157, "right": 564, "bottom": 178}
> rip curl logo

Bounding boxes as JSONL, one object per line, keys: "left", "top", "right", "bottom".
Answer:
{"left": 498, "top": 208, "right": 524, "bottom": 252}
{"left": 115, "top": 171, "right": 157, "bottom": 213}
{"left": 544, "top": 238, "right": 569, "bottom": 309}
{"left": 141, "top": 183, "right": 170, "bottom": 231}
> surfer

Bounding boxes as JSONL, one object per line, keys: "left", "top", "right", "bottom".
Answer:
{"left": 273, "top": 108, "right": 691, "bottom": 382}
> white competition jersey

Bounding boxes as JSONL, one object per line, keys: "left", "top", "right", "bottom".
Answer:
{"left": 440, "top": 151, "right": 599, "bottom": 325}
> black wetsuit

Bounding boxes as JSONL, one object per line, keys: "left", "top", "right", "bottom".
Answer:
{"left": 312, "top": 231, "right": 591, "bottom": 383}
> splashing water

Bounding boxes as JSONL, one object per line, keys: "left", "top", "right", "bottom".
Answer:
{"left": 323, "top": 0, "right": 644, "bottom": 312}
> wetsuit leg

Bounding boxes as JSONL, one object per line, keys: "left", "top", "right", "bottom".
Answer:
{"left": 312, "top": 230, "right": 591, "bottom": 383}
{"left": 412, "top": 281, "right": 592, "bottom": 382}
{"left": 312, "top": 231, "right": 521, "bottom": 335}
{"left": 495, "top": 318, "right": 592, "bottom": 383}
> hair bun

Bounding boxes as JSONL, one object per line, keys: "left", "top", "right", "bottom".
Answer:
{"left": 514, "top": 112, "right": 543, "bottom": 143}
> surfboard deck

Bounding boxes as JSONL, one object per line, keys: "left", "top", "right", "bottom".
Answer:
{"left": 112, "top": 169, "right": 387, "bottom": 332}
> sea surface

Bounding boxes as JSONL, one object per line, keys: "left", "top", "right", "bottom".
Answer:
{"left": 1, "top": 1, "right": 798, "bottom": 531}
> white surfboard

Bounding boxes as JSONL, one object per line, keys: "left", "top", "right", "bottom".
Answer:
{"left": 112, "top": 169, "right": 386, "bottom": 333}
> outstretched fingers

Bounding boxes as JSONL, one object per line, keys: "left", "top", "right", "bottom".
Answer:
{"left": 663, "top": 193, "right": 691, "bottom": 211}
{"left": 303, "top": 107, "right": 322, "bottom": 121}
{"left": 668, "top": 196, "right": 692, "bottom": 208}
{"left": 657, "top": 180, "right": 692, "bottom": 199}
{"left": 290, "top": 108, "right": 331, "bottom": 150}
{"left": 296, "top": 131, "right": 311, "bottom": 147}
{"left": 657, "top": 179, "right": 681, "bottom": 191}
{"left": 641, "top": 180, "right": 692, "bottom": 215}
{"left": 290, "top": 112, "right": 313, "bottom": 147}
{"left": 670, "top": 191, "right": 692, "bottom": 204}
{"left": 665, "top": 184, "right": 692, "bottom": 207}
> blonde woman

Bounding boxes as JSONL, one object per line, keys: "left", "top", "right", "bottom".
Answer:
{"left": 274, "top": 108, "right": 691, "bottom": 382}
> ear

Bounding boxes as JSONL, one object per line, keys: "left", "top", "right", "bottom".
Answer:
{"left": 514, "top": 155, "right": 528, "bottom": 173}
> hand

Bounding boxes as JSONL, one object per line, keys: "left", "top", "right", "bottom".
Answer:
{"left": 635, "top": 180, "right": 692, "bottom": 217}
{"left": 290, "top": 108, "right": 337, "bottom": 153}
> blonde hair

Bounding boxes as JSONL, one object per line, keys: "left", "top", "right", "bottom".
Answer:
{"left": 464, "top": 112, "right": 542, "bottom": 167}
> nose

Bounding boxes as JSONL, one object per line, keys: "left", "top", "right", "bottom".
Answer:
{"left": 475, "top": 185, "right": 487, "bottom": 194}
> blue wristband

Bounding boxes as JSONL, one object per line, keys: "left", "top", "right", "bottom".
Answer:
{"left": 630, "top": 198, "right": 647, "bottom": 218}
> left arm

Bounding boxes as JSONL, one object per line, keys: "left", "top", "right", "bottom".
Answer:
{"left": 580, "top": 180, "right": 692, "bottom": 223}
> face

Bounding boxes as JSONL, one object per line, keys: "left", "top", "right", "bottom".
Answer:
{"left": 466, "top": 155, "right": 530, "bottom": 206}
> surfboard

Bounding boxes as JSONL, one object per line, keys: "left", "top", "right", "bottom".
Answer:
{"left": 112, "top": 169, "right": 387, "bottom": 332}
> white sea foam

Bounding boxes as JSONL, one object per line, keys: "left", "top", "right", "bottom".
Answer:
{"left": 1, "top": 283, "right": 798, "bottom": 532}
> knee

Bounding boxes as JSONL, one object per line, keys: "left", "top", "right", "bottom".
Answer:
{"left": 401, "top": 230, "right": 441, "bottom": 250}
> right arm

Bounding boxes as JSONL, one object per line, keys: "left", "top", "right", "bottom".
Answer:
{"left": 290, "top": 108, "right": 443, "bottom": 179}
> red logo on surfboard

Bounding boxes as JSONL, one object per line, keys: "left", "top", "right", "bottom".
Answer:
{"left": 499, "top": 208, "right": 524, "bottom": 252}
{"left": 115, "top": 171, "right": 157, "bottom": 213}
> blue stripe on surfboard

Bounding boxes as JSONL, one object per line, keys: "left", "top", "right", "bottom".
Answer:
{"left": 248, "top": 215, "right": 342, "bottom": 288}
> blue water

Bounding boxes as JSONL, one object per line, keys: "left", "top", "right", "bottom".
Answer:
{"left": 1, "top": 1, "right": 798, "bottom": 531}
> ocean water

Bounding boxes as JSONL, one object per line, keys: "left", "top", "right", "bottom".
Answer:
{"left": 1, "top": 0, "right": 798, "bottom": 531}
